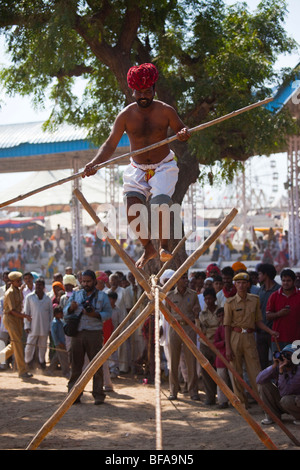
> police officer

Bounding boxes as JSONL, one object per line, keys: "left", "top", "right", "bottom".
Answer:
{"left": 224, "top": 272, "right": 278, "bottom": 406}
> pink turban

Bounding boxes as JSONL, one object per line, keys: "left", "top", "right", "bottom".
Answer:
{"left": 96, "top": 272, "right": 109, "bottom": 283}
{"left": 127, "top": 63, "right": 159, "bottom": 90}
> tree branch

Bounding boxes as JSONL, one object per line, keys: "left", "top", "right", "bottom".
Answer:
{"left": 53, "top": 64, "right": 95, "bottom": 79}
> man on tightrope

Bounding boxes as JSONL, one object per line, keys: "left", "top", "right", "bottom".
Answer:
{"left": 82, "top": 63, "right": 190, "bottom": 269}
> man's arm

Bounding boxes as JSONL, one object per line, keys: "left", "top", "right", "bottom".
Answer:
{"left": 166, "top": 105, "right": 190, "bottom": 142}
{"left": 266, "top": 307, "right": 290, "bottom": 322}
{"left": 83, "top": 112, "right": 127, "bottom": 177}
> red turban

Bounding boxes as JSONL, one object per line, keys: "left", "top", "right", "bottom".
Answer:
{"left": 96, "top": 272, "right": 109, "bottom": 283}
{"left": 127, "top": 63, "right": 159, "bottom": 90}
{"left": 206, "top": 264, "right": 221, "bottom": 276}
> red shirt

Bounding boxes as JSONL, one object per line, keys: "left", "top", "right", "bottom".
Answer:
{"left": 266, "top": 287, "right": 300, "bottom": 342}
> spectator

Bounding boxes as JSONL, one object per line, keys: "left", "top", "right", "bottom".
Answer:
{"left": 24, "top": 278, "right": 53, "bottom": 370}
{"left": 109, "top": 273, "right": 130, "bottom": 374}
{"left": 21, "top": 272, "right": 35, "bottom": 301}
{"left": 214, "top": 307, "right": 233, "bottom": 409}
{"left": 266, "top": 269, "right": 300, "bottom": 353}
{"left": 199, "top": 288, "right": 219, "bottom": 405}
{"left": 216, "top": 266, "right": 236, "bottom": 308}
{"left": 212, "top": 275, "right": 223, "bottom": 294}
{"left": 256, "top": 343, "right": 300, "bottom": 426}
{"left": 106, "top": 290, "right": 123, "bottom": 379}
{"left": 124, "top": 271, "right": 144, "bottom": 373}
{"left": 198, "top": 277, "right": 214, "bottom": 310}
{"left": 167, "top": 272, "right": 201, "bottom": 401}
{"left": 1, "top": 272, "right": 33, "bottom": 379}
{"left": 0, "top": 271, "right": 10, "bottom": 299}
{"left": 256, "top": 263, "right": 281, "bottom": 369}
{"left": 224, "top": 272, "right": 278, "bottom": 407}
{"left": 48, "top": 306, "right": 70, "bottom": 379}
{"left": 54, "top": 224, "right": 63, "bottom": 249}
{"left": 206, "top": 264, "right": 221, "bottom": 280}
{"left": 64, "top": 270, "right": 112, "bottom": 405}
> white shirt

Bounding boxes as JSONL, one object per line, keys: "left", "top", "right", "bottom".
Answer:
{"left": 24, "top": 292, "right": 53, "bottom": 335}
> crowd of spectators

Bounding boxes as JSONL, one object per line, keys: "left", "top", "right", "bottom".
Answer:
{"left": 0, "top": 251, "right": 299, "bottom": 424}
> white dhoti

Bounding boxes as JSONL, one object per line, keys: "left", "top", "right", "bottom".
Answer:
{"left": 123, "top": 151, "right": 179, "bottom": 201}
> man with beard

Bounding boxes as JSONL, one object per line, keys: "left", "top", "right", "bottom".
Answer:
{"left": 83, "top": 63, "right": 190, "bottom": 269}
{"left": 64, "top": 270, "right": 112, "bottom": 405}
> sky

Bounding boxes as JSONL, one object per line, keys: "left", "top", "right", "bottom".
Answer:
{"left": 0, "top": 0, "right": 299, "bottom": 197}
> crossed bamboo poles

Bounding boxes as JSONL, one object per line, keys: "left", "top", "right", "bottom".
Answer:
{"left": 25, "top": 188, "right": 300, "bottom": 450}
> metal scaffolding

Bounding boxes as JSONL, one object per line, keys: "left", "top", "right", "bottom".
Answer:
{"left": 70, "top": 157, "right": 84, "bottom": 271}
{"left": 287, "top": 136, "right": 300, "bottom": 265}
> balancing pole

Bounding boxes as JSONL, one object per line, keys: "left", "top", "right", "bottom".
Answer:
{"left": 25, "top": 202, "right": 237, "bottom": 450}
{"left": 0, "top": 97, "right": 273, "bottom": 209}
{"left": 158, "top": 301, "right": 278, "bottom": 451}
{"left": 165, "top": 296, "right": 300, "bottom": 447}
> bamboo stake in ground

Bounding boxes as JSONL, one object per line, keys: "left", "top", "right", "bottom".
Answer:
{"left": 25, "top": 207, "right": 237, "bottom": 450}
{"left": 159, "top": 301, "right": 278, "bottom": 451}
{"left": 165, "top": 296, "right": 300, "bottom": 447}
{"left": 0, "top": 97, "right": 273, "bottom": 209}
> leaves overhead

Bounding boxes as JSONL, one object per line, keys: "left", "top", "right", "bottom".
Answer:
{"left": 0, "top": 0, "right": 298, "bottom": 186}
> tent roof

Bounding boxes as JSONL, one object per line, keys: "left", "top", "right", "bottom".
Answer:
{"left": 0, "top": 169, "right": 123, "bottom": 208}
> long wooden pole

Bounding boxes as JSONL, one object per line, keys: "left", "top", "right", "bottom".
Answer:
{"left": 0, "top": 97, "right": 273, "bottom": 209}
{"left": 165, "top": 296, "right": 300, "bottom": 447}
{"left": 25, "top": 205, "right": 237, "bottom": 450}
{"left": 102, "top": 229, "right": 193, "bottom": 352}
{"left": 159, "top": 302, "right": 278, "bottom": 451}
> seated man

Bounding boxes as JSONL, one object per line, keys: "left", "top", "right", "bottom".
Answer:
{"left": 256, "top": 343, "right": 300, "bottom": 425}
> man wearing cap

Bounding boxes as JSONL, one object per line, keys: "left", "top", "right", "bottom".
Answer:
{"left": 224, "top": 272, "right": 279, "bottom": 406}
{"left": 1, "top": 271, "right": 33, "bottom": 378}
{"left": 83, "top": 63, "right": 190, "bottom": 269}
{"left": 256, "top": 343, "right": 300, "bottom": 425}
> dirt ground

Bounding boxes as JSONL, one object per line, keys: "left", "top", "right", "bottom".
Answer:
{"left": 1, "top": 367, "right": 300, "bottom": 452}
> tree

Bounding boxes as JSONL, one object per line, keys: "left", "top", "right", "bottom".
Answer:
{"left": 0, "top": 0, "right": 298, "bottom": 205}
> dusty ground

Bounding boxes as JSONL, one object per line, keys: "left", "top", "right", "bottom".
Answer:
{"left": 1, "top": 368, "right": 300, "bottom": 452}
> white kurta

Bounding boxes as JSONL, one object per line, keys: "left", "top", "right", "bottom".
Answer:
{"left": 24, "top": 292, "right": 53, "bottom": 364}
{"left": 24, "top": 292, "right": 53, "bottom": 335}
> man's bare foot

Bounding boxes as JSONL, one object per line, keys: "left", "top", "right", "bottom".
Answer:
{"left": 159, "top": 248, "right": 173, "bottom": 263}
{"left": 135, "top": 242, "right": 158, "bottom": 269}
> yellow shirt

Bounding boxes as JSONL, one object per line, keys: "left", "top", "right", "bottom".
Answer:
{"left": 3, "top": 285, "right": 23, "bottom": 314}
{"left": 223, "top": 293, "right": 262, "bottom": 330}
{"left": 167, "top": 287, "right": 200, "bottom": 322}
{"left": 199, "top": 305, "right": 219, "bottom": 343}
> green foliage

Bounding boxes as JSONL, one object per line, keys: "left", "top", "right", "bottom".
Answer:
{"left": 0, "top": 0, "right": 298, "bottom": 186}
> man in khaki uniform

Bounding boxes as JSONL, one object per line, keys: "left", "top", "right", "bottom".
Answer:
{"left": 167, "top": 272, "right": 201, "bottom": 401}
{"left": 2, "top": 271, "right": 33, "bottom": 378}
{"left": 224, "top": 272, "right": 278, "bottom": 406}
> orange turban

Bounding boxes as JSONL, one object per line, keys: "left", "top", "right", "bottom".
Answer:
{"left": 232, "top": 261, "right": 247, "bottom": 272}
{"left": 127, "top": 63, "right": 159, "bottom": 90}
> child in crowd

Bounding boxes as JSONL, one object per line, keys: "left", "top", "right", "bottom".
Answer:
{"left": 48, "top": 306, "right": 70, "bottom": 379}
{"left": 107, "top": 291, "right": 123, "bottom": 379}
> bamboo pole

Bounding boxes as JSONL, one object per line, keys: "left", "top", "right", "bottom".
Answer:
{"left": 25, "top": 207, "right": 237, "bottom": 450}
{"left": 159, "top": 302, "right": 278, "bottom": 451}
{"left": 0, "top": 97, "right": 273, "bottom": 209}
{"left": 73, "top": 188, "right": 151, "bottom": 294}
{"left": 26, "top": 301, "right": 155, "bottom": 450}
{"left": 152, "top": 276, "right": 163, "bottom": 450}
{"left": 165, "top": 296, "right": 300, "bottom": 447}
{"left": 103, "top": 229, "right": 193, "bottom": 352}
